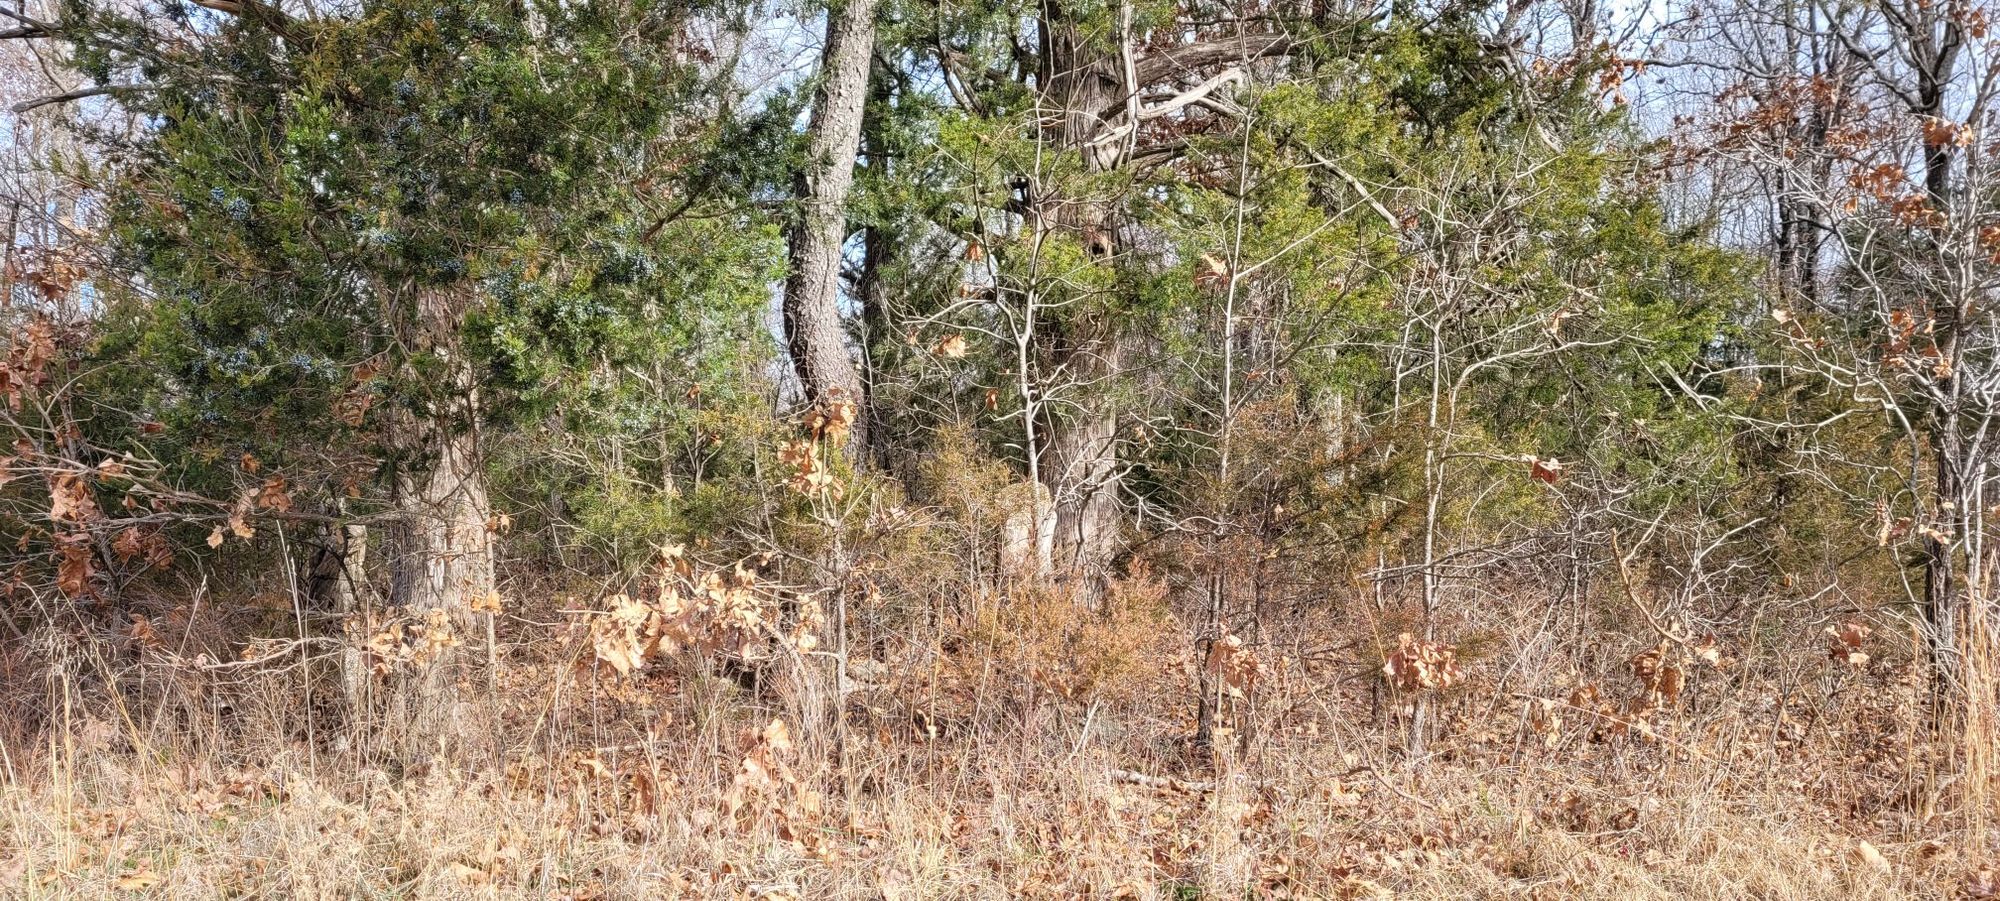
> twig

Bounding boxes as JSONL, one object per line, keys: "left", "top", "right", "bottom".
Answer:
{"left": 13, "top": 84, "right": 158, "bottom": 114}
{"left": 1511, "top": 692, "right": 1716, "bottom": 762}
{"left": 1608, "top": 527, "right": 1696, "bottom": 649}
{"left": 1109, "top": 768, "right": 1214, "bottom": 794}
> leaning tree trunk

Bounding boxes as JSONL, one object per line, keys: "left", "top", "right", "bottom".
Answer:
{"left": 783, "top": 0, "right": 878, "bottom": 459}
{"left": 385, "top": 284, "right": 496, "bottom": 764}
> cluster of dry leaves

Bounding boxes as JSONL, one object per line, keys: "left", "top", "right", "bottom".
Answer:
{"left": 587, "top": 547, "right": 822, "bottom": 677}
{"left": 1382, "top": 633, "right": 1462, "bottom": 693}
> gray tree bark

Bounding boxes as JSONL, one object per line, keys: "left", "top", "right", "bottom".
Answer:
{"left": 384, "top": 283, "right": 496, "bottom": 763}
{"left": 1893, "top": 5, "right": 1969, "bottom": 697}
{"left": 1030, "top": 4, "right": 1135, "bottom": 597}
{"left": 783, "top": 0, "right": 878, "bottom": 458}
{"left": 307, "top": 516, "right": 371, "bottom": 724}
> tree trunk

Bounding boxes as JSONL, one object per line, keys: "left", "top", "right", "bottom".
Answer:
{"left": 307, "top": 517, "right": 371, "bottom": 725}
{"left": 384, "top": 284, "right": 495, "bottom": 764}
{"left": 859, "top": 206, "right": 896, "bottom": 474}
{"left": 783, "top": 0, "right": 877, "bottom": 458}
{"left": 1031, "top": 5, "right": 1129, "bottom": 597}
{"left": 1041, "top": 331, "right": 1124, "bottom": 591}
{"left": 1925, "top": 432, "right": 1965, "bottom": 694}
{"left": 857, "top": 59, "right": 898, "bottom": 473}
{"left": 1911, "top": 16, "right": 1966, "bottom": 699}
{"left": 385, "top": 424, "right": 493, "bottom": 761}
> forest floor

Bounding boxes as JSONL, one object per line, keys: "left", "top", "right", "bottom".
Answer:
{"left": 0, "top": 587, "right": 1986, "bottom": 900}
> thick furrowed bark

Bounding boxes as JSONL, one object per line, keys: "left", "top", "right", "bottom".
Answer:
{"left": 783, "top": 0, "right": 878, "bottom": 459}
{"left": 1029, "top": 10, "right": 1129, "bottom": 598}
{"left": 385, "top": 424, "right": 493, "bottom": 762}
{"left": 381, "top": 284, "right": 496, "bottom": 765}
{"left": 1042, "top": 335, "right": 1124, "bottom": 595}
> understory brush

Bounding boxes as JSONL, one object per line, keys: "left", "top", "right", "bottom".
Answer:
{"left": 0, "top": 572, "right": 1984, "bottom": 900}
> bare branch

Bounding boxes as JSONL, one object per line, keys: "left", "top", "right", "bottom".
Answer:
{"left": 13, "top": 83, "right": 158, "bottom": 114}
{"left": 1132, "top": 32, "right": 1293, "bottom": 87}
{"left": 0, "top": 7, "right": 58, "bottom": 35}
{"left": 187, "top": 0, "right": 296, "bottom": 39}
{"left": 1305, "top": 147, "right": 1399, "bottom": 229}
{"left": 1137, "top": 67, "right": 1245, "bottom": 121}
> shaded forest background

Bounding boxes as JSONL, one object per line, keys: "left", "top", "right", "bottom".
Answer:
{"left": 2, "top": 0, "right": 1999, "bottom": 897}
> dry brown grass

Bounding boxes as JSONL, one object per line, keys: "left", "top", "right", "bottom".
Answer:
{"left": 0, "top": 725, "right": 1963, "bottom": 899}
{"left": 0, "top": 579, "right": 1984, "bottom": 901}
